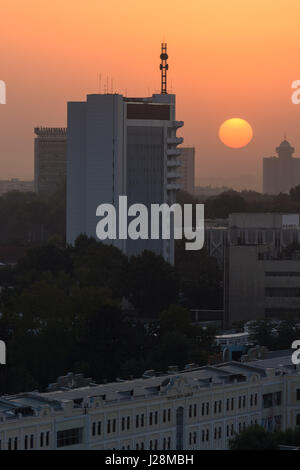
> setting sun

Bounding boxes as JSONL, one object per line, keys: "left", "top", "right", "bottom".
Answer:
{"left": 219, "top": 118, "right": 253, "bottom": 149}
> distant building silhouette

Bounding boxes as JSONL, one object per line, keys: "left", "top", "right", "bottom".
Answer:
{"left": 178, "top": 147, "right": 195, "bottom": 195}
{"left": 34, "top": 127, "right": 67, "bottom": 195}
{"left": 66, "top": 93, "right": 183, "bottom": 264}
{"left": 263, "top": 139, "right": 300, "bottom": 194}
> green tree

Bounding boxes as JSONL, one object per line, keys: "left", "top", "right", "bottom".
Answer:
{"left": 125, "top": 250, "right": 178, "bottom": 317}
{"left": 176, "top": 241, "right": 222, "bottom": 309}
{"left": 229, "top": 425, "right": 279, "bottom": 450}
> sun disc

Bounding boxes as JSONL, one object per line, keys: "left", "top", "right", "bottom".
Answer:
{"left": 219, "top": 118, "right": 253, "bottom": 149}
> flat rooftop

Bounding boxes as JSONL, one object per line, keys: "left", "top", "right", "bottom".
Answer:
{"left": 0, "top": 351, "right": 296, "bottom": 419}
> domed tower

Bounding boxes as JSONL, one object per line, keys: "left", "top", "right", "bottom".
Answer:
{"left": 276, "top": 139, "right": 295, "bottom": 159}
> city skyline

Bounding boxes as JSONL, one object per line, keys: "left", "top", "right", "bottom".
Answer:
{"left": 1, "top": 1, "right": 300, "bottom": 190}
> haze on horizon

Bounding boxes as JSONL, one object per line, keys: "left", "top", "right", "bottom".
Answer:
{"left": 1, "top": 0, "right": 300, "bottom": 191}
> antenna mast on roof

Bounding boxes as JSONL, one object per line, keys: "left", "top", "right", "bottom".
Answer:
{"left": 160, "top": 43, "right": 168, "bottom": 94}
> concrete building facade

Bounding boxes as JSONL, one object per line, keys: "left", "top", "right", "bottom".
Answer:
{"left": 66, "top": 93, "right": 183, "bottom": 264}
{"left": 225, "top": 213, "right": 300, "bottom": 325}
{"left": 34, "top": 127, "right": 67, "bottom": 195}
{"left": 0, "top": 355, "right": 299, "bottom": 450}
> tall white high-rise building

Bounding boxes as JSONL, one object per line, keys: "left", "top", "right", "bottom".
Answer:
{"left": 66, "top": 92, "right": 183, "bottom": 264}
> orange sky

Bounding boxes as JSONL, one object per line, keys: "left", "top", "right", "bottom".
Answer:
{"left": 1, "top": 0, "right": 300, "bottom": 190}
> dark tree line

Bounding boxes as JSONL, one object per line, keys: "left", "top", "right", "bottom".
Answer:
{"left": 0, "top": 184, "right": 66, "bottom": 246}
{"left": 229, "top": 425, "right": 300, "bottom": 450}
{"left": 0, "top": 237, "right": 220, "bottom": 394}
{"left": 2, "top": 183, "right": 300, "bottom": 248}
{"left": 177, "top": 183, "right": 300, "bottom": 219}
{"left": 249, "top": 319, "right": 300, "bottom": 350}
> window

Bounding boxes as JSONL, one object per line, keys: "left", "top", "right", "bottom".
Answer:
{"left": 136, "top": 415, "right": 139, "bottom": 428}
{"left": 265, "top": 287, "right": 300, "bottom": 297}
{"left": 194, "top": 404, "right": 197, "bottom": 417}
{"left": 46, "top": 432, "right": 50, "bottom": 446}
{"left": 8, "top": 438, "right": 12, "bottom": 451}
{"left": 57, "top": 428, "right": 83, "bottom": 448}
{"left": 297, "top": 389, "right": 300, "bottom": 401}
{"left": 154, "top": 411, "right": 158, "bottom": 425}
{"left": 202, "top": 403, "right": 205, "bottom": 416}
{"left": 149, "top": 412, "right": 153, "bottom": 426}
{"left": 24, "top": 435, "right": 28, "bottom": 450}
{"left": 127, "top": 416, "right": 130, "bottom": 430}
{"left": 97, "top": 421, "right": 101, "bottom": 435}
{"left": 263, "top": 393, "right": 273, "bottom": 408}
{"left": 226, "top": 398, "right": 229, "bottom": 411}
{"left": 266, "top": 271, "right": 300, "bottom": 277}
{"left": 92, "top": 422, "right": 96, "bottom": 436}
{"left": 112, "top": 419, "right": 116, "bottom": 433}
{"left": 206, "top": 402, "right": 209, "bottom": 415}
{"left": 121, "top": 417, "right": 125, "bottom": 431}
{"left": 107, "top": 420, "right": 111, "bottom": 433}
{"left": 141, "top": 414, "right": 144, "bottom": 427}
{"left": 214, "top": 401, "right": 217, "bottom": 414}
{"left": 40, "top": 432, "right": 44, "bottom": 448}
{"left": 168, "top": 409, "right": 171, "bottom": 422}
{"left": 231, "top": 398, "right": 234, "bottom": 410}
{"left": 275, "top": 392, "right": 282, "bottom": 406}
{"left": 163, "top": 410, "right": 166, "bottom": 423}
{"left": 296, "top": 414, "right": 300, "bottom": 426}
{"left": 189, "top": 405, "right": 192, "bottom": 418}
{"left": 30, "top": 434, "right": 34, "bottom": 449}
{"left": 243, "top": 396, "right": 246, "bottom": 408}
{"left": 218, "top": 400, "right": 222, "bottom": 413}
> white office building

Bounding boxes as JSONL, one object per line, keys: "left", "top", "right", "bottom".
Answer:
{"left": 0, "top": 353, "right": 299, "bottom": 450}
{"left": 66, "top": 93, "right": 183, "bottom": 264}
